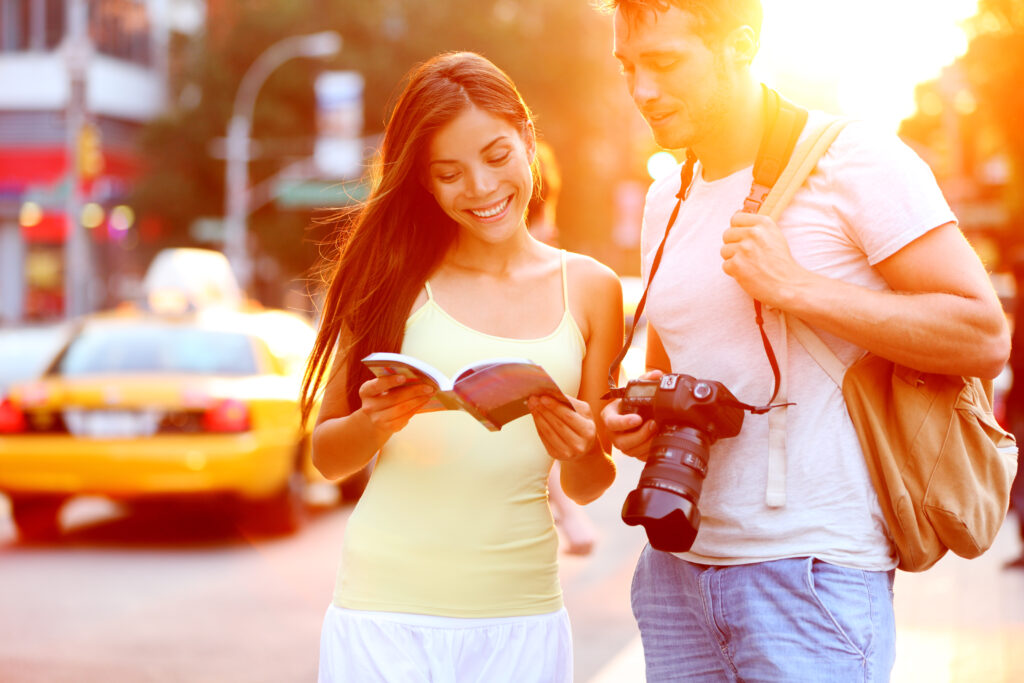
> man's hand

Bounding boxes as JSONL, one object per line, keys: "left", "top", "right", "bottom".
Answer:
{"left": 720, "top": 211, "right": 810, "bottom": 308}
{"left": 599, "top": 370, "right": 663, "bottom": 461}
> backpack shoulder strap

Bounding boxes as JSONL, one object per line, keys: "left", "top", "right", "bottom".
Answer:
{"left": 754, "top": 110, "right": 851, "bottom": 508}
{"left": 744, "top": 87, "right": 808, "bottom": 214}
{"left": 760, "top": 115, "right": 851, "bottom": 220}
{"left": 766, "top": 114, "right": 853, "bottom": 386}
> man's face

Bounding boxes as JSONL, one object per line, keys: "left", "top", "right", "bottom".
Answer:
{"left": 613, "top": 5, "right": 734, "bottom": 151}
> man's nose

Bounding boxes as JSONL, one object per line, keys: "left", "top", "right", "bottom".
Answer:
{"left": 631, "top": 70, "right": 660, "bottom": 107}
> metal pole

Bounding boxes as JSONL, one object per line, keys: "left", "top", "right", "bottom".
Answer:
{"left": 222, "top": 31, "right": 341, "bottom": 294}
{"left": 63, "top": 0, "right": 89, "bottom": 320}
{"left": 223, "top": 113, "right": 251, "bottom": 291}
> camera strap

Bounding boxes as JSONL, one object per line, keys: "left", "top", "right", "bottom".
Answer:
{"left": 606, "top": 85, "right": 806, "bottom": 417}
{"left": 604, "top": 149, "right": 697, "bottom": 396}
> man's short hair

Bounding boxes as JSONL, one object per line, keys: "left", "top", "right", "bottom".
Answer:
{"left": 598, "top": 0, "right": 763, "bottom": 45}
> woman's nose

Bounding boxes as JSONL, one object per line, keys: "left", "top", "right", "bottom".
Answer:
{"left": 465, "top": 166, "right": 498, "bottom": 197}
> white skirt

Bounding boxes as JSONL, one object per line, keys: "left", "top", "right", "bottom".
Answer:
{"left": 318, "top": 604, "right": 573, "bottom": 683}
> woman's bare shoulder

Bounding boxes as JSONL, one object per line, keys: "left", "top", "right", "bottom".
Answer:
{"left": 564, "top": 251, "right": 621, "bottom": 292}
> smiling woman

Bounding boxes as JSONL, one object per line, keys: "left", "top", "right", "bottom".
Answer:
{"left": 425, "top": 105, "right": 535, "bottom": 245}
{"left": 302, "top": 51, "right": 623, "bottom": 683}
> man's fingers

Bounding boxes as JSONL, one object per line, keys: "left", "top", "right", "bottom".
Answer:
{"left": 604, "top": 409, "right": 644, "bottom": 432}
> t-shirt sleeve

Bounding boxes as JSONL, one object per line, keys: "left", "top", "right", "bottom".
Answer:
{"left": 818, "top": 121, "right": 957, "bottom": 265}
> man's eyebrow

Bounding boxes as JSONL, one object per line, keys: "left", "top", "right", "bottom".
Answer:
{"left": 429, "top": 135, "right": 509, "bottom": 166}
{"left": 614, "top": 48, "right": 680, "bottom": 62}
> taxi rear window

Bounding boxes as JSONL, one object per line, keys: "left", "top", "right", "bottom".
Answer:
{"left": 56, "top": 326, "right": 259, "bottom": 376}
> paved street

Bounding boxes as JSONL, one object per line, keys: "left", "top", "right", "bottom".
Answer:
{"left": 0, "top": 457, "right": 646, "bottom": 683}
{"left": 2, "top": 453, "right": 1023, "bottom": 682}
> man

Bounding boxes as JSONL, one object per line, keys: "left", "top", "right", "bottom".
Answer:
{"left": 598, "top": 1, "right": 1010, "bottom": 680}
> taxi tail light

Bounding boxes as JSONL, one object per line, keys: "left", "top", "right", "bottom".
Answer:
{"left": 0, "top": 397, "right": 27, "bottom": 434}
{"left": 200, "top": 399, "right": 251, "bottom": 433}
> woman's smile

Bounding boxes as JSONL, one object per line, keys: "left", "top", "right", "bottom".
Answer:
{"left": 468, "top": 195, "right": 513, "bottom": 221}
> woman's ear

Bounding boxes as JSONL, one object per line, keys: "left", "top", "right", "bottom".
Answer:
{"left": 525, "top": 120, "right": 537, "bottom": 163}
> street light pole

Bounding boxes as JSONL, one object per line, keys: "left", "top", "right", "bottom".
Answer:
{"left": 63, "top": 0, "right": 90, "bottom": 319}
{"left": 223, "top": 30, "right": 341, "bottom": 293}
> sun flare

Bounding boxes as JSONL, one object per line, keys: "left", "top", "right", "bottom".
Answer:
{"left": 755, "top": 0, "right": 980, "bottom": 131}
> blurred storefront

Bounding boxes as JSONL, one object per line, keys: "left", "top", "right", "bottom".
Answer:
{"left": 0, "top": 0, "right": 181, "bottom": 324}
{"left": 902, "top": 62, "right": 1017, "bottom": 273}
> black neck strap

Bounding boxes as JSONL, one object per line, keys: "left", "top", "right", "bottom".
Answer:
{"left": 604, "top": 150, "right": 697, "bottom": 393}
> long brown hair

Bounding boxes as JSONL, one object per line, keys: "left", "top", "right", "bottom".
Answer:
{"left": 301, "top": 52, "right": 538, "bottom": 422}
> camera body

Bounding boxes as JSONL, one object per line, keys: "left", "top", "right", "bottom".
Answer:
{"left": 618, "top": 373, "right": 746, "bottom": 552}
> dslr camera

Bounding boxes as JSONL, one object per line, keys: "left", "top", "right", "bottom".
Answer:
{"left": 613, "top": 373, "right": 747, "bottom": 553}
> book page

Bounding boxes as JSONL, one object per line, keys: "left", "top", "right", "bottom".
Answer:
{"left": 452, "top": 361, "right": 572, "bottom": 430}
{"left": 362, "top": 352, "right": 453, "bottom": 390}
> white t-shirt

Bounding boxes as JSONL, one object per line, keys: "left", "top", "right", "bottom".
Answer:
{"left": 639, "top": 111, "right": 957, "bottom": 570}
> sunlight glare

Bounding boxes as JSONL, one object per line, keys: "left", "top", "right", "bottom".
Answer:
{"left": 756, "top": 0, "right": 979, "bottom": 131}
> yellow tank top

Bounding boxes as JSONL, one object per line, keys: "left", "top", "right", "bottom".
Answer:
{"left": 334, "top": 251, "right": 586, "bottom": 618}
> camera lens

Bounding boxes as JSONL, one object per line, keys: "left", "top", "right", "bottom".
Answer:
{"left": 621, "top": 425, "right": 710, "bottom": 553}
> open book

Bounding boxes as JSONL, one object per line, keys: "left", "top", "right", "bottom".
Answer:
{"left": 362, "top": 352, "right": 573, "bottom": 432}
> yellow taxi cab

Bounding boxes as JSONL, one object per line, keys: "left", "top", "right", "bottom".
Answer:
{"left": 0, "top": 302, "right": 322, "bottom": 541}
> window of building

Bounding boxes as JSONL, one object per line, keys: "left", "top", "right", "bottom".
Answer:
{"left": 0, "top": 0, "right": 65, "bottom": 52}
{"left": 90, "top": 0, "right": 151, "bottom": 66}
{"left": 44, "top": 0, "right": 65, "bottom": 49}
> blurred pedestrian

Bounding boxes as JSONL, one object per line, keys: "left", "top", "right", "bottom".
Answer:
{"left": 526, "top": 140, "right": 562, "bottom": 247}
{"left": 301, "top": 51, "right": 622, "bottom": 682}
{"left": 1004, "top": 249, "right": 1024, "bottom": 569}
{"left": 527, "top": 140, "right": 600, "bottom": 556}
{"left": 597, "top": 1, "right": 1010, "bottom": 680}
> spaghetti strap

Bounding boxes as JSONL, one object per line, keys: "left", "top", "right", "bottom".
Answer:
{"left": 559, "top": 250, "right": 570, "bottom": 312}
{"left": 424, "top": 282, "right": 434, "bottom": 300}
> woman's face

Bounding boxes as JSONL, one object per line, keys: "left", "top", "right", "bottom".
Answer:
{"left": 426, "top": 104, "right": 534, "bottom": 244}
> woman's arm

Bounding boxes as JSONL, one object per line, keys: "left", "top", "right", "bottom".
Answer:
{"left": 530, "top": 256, "right": 622, "bottom": 504}
{"left": 312, "top": 342, "right": 435, "bottom": 481}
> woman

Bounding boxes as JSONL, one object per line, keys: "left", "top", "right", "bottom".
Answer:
{"left": 301, "top": 52, "right": 622, "bottom": 682}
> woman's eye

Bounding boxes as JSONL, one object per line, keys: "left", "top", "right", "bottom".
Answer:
{"left": 436, "top": 172, "right": 459, "bottom": 183}
{"left": 488, "top": 152, "right": 510, "bottom": 165}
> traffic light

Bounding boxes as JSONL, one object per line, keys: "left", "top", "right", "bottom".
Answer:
{"left": 77, "top": 122, "right": 104, "bottom": 180}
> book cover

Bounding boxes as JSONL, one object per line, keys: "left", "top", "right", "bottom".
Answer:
{"left": 361, "top": 352, "right": 572, "bottom": 431}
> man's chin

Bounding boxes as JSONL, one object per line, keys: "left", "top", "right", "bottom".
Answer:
{"left": 647, "top": 127, "right": 688, "bottom": 152}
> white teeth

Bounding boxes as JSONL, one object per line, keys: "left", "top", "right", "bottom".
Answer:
{"left": 470, "top": 196, "right": 511, "bottom": 218}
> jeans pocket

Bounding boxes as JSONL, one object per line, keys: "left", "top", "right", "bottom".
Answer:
{"left": 803, "top": 558, "right": 873, "bottom": 658}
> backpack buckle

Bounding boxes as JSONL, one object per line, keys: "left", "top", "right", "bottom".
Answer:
{"left": 743, "top": 182, "right": 771, "bottom": 214}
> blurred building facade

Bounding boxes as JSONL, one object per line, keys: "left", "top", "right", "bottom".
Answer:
{"left": 901, "top": 61, "right": 1014, "bottom": 273}
{"left": 0, "top": 0, "right": 200, "bottom": 324}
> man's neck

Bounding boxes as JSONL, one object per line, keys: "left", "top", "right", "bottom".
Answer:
{"left": 693, "top": 77, "right": 765, "bottom": 182}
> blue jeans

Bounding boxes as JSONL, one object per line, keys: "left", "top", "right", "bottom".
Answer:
{"left": 631, "top": 546, "right": 895, "bottom": 682}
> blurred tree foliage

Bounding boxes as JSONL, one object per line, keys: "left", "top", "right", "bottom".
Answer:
{"left": 961, "top": 0, "right": 1024, "bottom": 226}
{"left": 131, "top": 0, "right": 637, "bottom": 300}
{"left": 900, "top": 0, "right": 1024, "bottom": 237}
